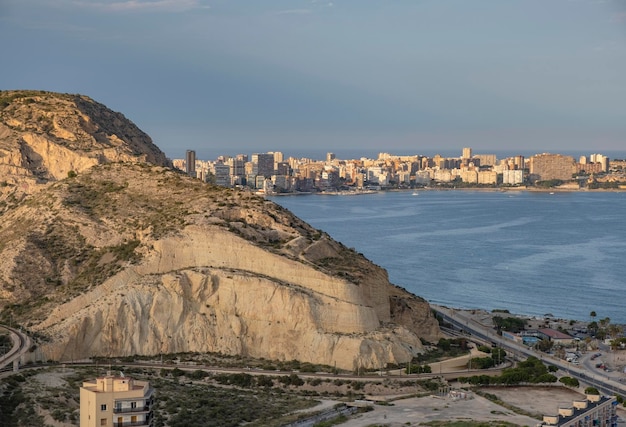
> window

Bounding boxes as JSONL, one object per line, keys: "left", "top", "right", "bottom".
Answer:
{"left": 100, "top": 404, "right": 107, "bottom": 411}
{"left": 131, "top": 402, "right": 137, "bottom": 409}
{"left": 100, "top": 418, "right": 107, "bottom": 426}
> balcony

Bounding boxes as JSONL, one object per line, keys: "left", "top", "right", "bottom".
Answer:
{"left": 113, "top": 398, "right": 154, "bottom": 414}
{"left": 113, "top": 405, "right": 151, "bottom": 414}
{"left": 113, "top": 421, "right": 150, "bottom": 427}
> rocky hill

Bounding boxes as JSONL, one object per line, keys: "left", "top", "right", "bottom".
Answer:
{"left": 0, "top": 90, "right": 170, "bottom": 210}
{"left": 0, "top": 91, "right": 440, "bottom": 371}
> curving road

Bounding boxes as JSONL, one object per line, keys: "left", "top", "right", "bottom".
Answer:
{"left": 432, "top": 305, "right": 626, "bottom": 396}
{"left": 0, "top": 325, "right": 31, "bottom": 374}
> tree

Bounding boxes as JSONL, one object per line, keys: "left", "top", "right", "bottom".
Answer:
{"left": 588, "top": 321, "right": 599, "bottom": 336}
{"left": 491, "top": 348, "right": 507, "bottom": 364}
{"left": 600, "top": 317, "right": 611, "bottom": 329}
{"left": 559, "top": 377, "right": 579, "bottom": 388}
{"left": 535, "top": 339, "right": 554, "bottom": 352}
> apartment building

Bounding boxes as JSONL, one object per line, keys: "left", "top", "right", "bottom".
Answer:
{"left": 529, "top": 153, "right": 576, "bottom": 182}
{"left": 540, "top": 394, "right": 617, "bottom": 427}
{"left": 80, "top": 373, "right": 154, "bottom": 427}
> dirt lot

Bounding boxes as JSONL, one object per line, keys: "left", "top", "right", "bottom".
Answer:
{"left": 338, "top": 385, "right": 625, "bottom": 427}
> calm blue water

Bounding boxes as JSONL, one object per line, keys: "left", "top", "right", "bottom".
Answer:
{"left": 271, "top": 191, "right": 626, "bottom": 323}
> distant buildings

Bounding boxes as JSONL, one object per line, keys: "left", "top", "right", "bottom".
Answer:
{"left": 175, "top": 147, "right": 618, "bottom": 192}
{"left": 80, "top": 373, "right": 154, "bottom": 427}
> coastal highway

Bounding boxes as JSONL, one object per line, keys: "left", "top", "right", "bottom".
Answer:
{"left": 432, "top": 305, "right": 626, "bottom": 396}
{"left": 0, "top": 325, "right": 31, "bottom": 374}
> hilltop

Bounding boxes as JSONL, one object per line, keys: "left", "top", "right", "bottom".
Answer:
{"left": 0, "top": 90, "right": 440, "bottom": 370}
{"left": 0, "top": 90, "right": 170, "bottom": 210}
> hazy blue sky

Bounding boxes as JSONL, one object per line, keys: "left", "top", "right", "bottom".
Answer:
{"left": 1, "top": 0, "right": 625, "bottom": 160}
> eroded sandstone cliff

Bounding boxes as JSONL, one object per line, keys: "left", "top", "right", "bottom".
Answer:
{"left": 0, "top": 91, "right": 440, "bottom": 371}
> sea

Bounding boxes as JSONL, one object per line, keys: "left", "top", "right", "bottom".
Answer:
{"left": 270, "top": 190, "right": 626, "bottom": 324}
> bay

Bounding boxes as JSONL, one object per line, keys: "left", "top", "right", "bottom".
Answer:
{"left": 271, "top": 190, "right": 626, "bottom": 324}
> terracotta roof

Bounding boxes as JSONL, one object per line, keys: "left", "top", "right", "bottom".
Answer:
{"left": 538, "top": 328, "right": 573, "bottom": 340}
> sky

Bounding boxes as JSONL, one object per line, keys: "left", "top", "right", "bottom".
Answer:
{"left": 1, "top": 0, "right": 625, "bottom": 160}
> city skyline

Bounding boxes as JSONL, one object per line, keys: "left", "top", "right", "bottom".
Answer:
{"left": 1, "top": 0, "right": 625, "bottom": 159}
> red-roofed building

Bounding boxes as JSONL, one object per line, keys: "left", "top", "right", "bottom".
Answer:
{"left": 537, "top": 328, "right": 575, "bottom": 346}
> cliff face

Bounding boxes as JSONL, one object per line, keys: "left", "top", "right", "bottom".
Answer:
{"left": 0, "top": 91, "right": 440, "bottom": 371}
{"left": 0, "top": 90, "right": 170, "bottom": 208}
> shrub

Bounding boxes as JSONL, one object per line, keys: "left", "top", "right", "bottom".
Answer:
{"left": 559, "top": 377, "right": 579, "bottom": 387}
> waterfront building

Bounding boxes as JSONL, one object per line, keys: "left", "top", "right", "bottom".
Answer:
{"left": 433, "top": 169, "right": 453, "bottom": 182}
{"left": 477, "top": 170, "right": 498, "bottom": 185}
{"left": 537, "top": 328, "right": 575, "bottom": 346}
{"left": 415, "top": 171, "right": 431, "bottom": 185}
{"left": 80, "top": 373, "right": 154, "bottom": 427}
{"left": 529, "top": 153, "right": 576, "bottom": 182}
{"left": 460, "top": 169, "right": 478, "bottom": 184}
{"left": 502, "top": 169, "right": 524, "bottom": 185}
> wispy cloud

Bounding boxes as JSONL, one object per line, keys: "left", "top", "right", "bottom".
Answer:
{"left": 74, "top": 0, "right": 209, "bottom": 13}
{"left": 272, "top": 9, "right": 312, "bottom": 16}
{"left": 610, "top": 11, "right": 626, "bottom": 22}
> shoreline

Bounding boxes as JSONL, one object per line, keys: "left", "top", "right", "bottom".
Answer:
{"left": 439, "top": 304, "right": 626, "bottom": 334}
{"left": 268, "top": 186, "right": 626, "bottom": 197}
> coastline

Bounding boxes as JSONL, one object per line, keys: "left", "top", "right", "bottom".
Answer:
{"left": 268, "top": 186, "right": 626, "bottom": 197}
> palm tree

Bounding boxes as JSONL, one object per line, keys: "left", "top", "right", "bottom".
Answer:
{"left": 600, "top": 317, "right": 610, "bottom": 329}
{"left": 608, "top": 324, "right": 623, "bottom": 368}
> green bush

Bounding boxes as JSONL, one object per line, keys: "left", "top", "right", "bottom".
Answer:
{"left": 559, "top": 377, "right": 579, "bottom": 387}
{"left": 469, "top": 357, "right": 495, "bottom": 370}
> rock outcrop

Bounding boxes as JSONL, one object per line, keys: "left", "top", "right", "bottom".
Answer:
{"left": 0, "top": 90, "right": 170, "bottom": 209}
{"left": 0, "top": 91, "right": 440, "bottom": 371}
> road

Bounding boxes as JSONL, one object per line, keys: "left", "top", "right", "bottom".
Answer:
{"left": 2, "top": 309, "right": 624, "bottom": 397}
{"left": 0, "top": 325, "right": 31, "bottom": 374}
{"left": 432, "top": 305, "right": 626, "bottom": 396}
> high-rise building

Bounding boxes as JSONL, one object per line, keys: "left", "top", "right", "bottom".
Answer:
{"left": 251, "top": 153, "right": 275, "bottom": 178}
{"left": 327, "top": 152, "right": 336, "bottom": 162}
{"left": 214, "top": 163, "right": 231, "bottom": 187}
{"left": 474, "top": 154, "right": 497, "bottom": 166}
{"left": 271, "top": 151, "right": 284, "bottom": 163}
{"left": 529, "top": 153, "right": 575, "bottom": 182}
{"left": 80, "top": 373, "right": 154, "bottom": 427}
{"left": 185, "top": 150, "right": 196, "bottom": 176}
{"left": 462, "top": 147, "right": 472, "bottom": 160}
